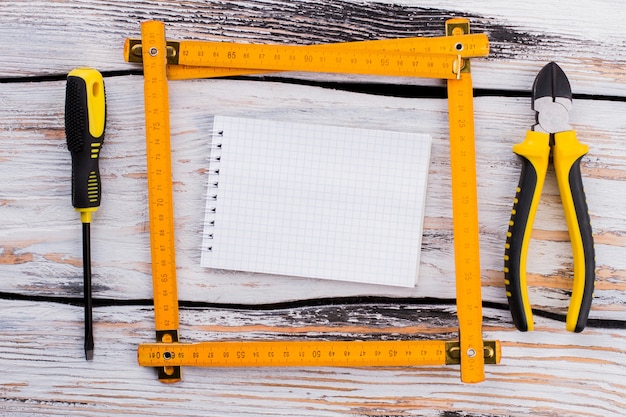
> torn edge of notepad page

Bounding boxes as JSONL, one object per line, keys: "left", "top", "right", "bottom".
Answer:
{"left": 201, "top": 116, "right": 431, "bottom": 288}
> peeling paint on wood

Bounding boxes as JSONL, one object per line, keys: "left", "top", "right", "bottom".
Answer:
{"left": 1, "top": 1, "right": 625, "bottom": 415}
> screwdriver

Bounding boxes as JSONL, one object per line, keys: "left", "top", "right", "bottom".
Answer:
{"left": 65, "top": 67, "right": 106, "bottom": 360}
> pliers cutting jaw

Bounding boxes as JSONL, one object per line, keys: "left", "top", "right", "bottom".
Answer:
{"left": 504, "top": 62, "right": 595, "bottom": 332}
{"left": 532, "top": 62, "right": 572, "bottom": 136}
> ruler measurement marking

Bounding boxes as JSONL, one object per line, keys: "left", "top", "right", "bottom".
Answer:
{"left": 446, "top": 19, "right": 484, "bottom": 383}
{"left": 136, "top": 18, "right": 495, "bottom": 383}
{"left": 139, "top": 341, "right": 451, "bottom": 367}
{"left": 177, "top": 42, "right": 459, "bottom": 79}
{"left": 126, "top": 34, "right": 489, "bottom": 80}
{"left": 127, "top": 34, "right": 489, "bottom": 62}
{"left": 138, "top": 340, "right": 500, "bottom": 368}
{"left": 141, "top": 21, "right": 181, "bottom": 382}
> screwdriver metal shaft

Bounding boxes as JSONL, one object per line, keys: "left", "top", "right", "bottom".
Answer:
{"left": 82, "top": 222, "right": 94, "bottom": 359}
{"left": 65, "top": 67, "right": 106, "bottom": 360}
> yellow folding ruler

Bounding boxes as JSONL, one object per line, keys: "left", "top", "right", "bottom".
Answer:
{"left": 127, "top": 18, "right": 499, "bottom": 384}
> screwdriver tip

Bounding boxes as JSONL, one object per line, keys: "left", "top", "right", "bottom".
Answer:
{"left": 85, "top": 349, "right": 94, "bottom": 361}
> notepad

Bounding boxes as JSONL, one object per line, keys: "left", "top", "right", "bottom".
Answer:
{"left": 200, "top": 116, "right": 431, "bottom": 287}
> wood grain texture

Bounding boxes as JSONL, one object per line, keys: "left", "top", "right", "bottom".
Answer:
{"left": 1, "top": 0, "right": 625, "bottom": 415}
{"left": 1, "top": 0, "right": 626, "bottom": 94}
{"left": 1, "top": 299, "right": 624, "bottom": 416}
{"left": 1, "top": 77, "right": 624, "bottom": 324}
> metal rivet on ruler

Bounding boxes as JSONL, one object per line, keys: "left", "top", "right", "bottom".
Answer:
{"left": 149, "top": 47, "right": 158, "bottom": 57}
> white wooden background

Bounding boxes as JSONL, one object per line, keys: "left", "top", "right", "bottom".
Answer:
{"left": 1, "top": 1, "right": 625, "bottom": 416}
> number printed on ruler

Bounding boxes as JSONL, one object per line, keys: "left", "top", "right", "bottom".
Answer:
{"left": 141, "top": 21, "right": 179, "bottom": 333}
{"left": 125, "top": 33, "right": 489, "bottom": 80}
{"left": 138, "top": 340, "right": 451, "bottom": 368}
{"left": 178, "top": 42, "right": 457, "bottom": 79}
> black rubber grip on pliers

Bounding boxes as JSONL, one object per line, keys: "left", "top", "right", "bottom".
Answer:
{"left": 562, "top": 156, "right": 595, "bottom": 332}
{"left": 504, "top": 155, "right": 540, "bottom": 331}
{"left": 504, "top": 130, "right": 550, "bottom": 331}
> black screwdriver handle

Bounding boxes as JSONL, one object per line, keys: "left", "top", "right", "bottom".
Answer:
{"left": 65, "top": 68, "right": 106, "bottom": 217}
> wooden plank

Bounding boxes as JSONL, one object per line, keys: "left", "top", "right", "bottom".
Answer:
{"left": 1, "top": 76, "right": 625, "bottom": 324}
{"left": 1, "top": 1, "right": 625, "bottom": 414}
{"left": 1, "top": 0, "right": 625, "bottom": 95}
{"left": 0, "top": 299, "right": 624, "bottom": 416}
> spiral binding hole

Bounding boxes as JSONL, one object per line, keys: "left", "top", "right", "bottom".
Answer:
{"left": 205, "top": 133, "right": 222, "bottom": 253}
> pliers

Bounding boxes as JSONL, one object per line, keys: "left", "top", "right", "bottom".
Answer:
{"left": 504, "top": 62, "right": 595, "bottom": 332}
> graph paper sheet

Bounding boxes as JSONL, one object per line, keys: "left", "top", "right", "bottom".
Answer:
{"left": 201, "top": 116, "right": 431, "bottom": 287}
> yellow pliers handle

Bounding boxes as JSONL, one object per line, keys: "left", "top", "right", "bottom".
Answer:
{"left": 504, "top": 130, "right": 595, "bottom": 332}
{"left": 553, "top": 131, "right": 595, "bottom": 332}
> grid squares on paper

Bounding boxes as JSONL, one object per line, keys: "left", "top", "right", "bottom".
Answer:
{"left": 200, "top": 116, "right": 431, "bottom": 287}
